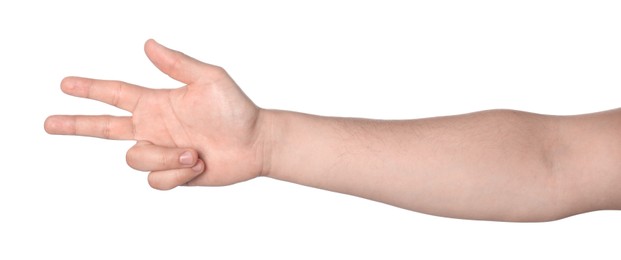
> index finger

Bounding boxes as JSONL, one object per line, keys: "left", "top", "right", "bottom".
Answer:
{"left": 61, "top": 77, "right": 145, "bottom": 112}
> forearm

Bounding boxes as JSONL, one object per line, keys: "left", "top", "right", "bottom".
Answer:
{"left": 554, "top": 109, "right": 621, "bottom": 213}
{"left": 264, "top": 109, "right": 577, "bottom": 221}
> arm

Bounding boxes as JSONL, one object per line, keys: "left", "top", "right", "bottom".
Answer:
{"left": 264, "top": 109, "right": 596, "bottom": 222}
{"left": 264, "top": 109, "right": 562, "bottom": 221}
{"left": 45, "top": 40, "right": 621, "bottom": 222}
{"left": 265, "top": 108, "right": 621, "bottom": 221}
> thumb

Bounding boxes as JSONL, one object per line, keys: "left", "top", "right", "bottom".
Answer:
{"left": 144, "top": 39, "right": 221, "bottom": 84}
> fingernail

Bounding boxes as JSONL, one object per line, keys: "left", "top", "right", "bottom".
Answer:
{"left": 179, "top": 151, "right": 193, "bottom": 165}
{"left": 192, "top": 162, "right": 204, "bottom": 173}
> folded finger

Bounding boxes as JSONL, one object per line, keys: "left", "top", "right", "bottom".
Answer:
{"left": 61, "top": 77, "right": 145, "bottom": 112}
{"left": 147, "top": 160, "right": 205, "bottom": 190}
{"left": 44, "top": 115, "right": 134, "bottom": 140}
{"left": 126, "top": 141, "right": 200, "bottom": 171}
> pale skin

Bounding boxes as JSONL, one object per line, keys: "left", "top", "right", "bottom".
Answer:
{"left": 45, "top": 40, "right": 621, "bottom": 222}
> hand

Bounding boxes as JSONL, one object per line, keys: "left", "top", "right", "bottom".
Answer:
{"left": 45, "top": 40, "right": 271, "bottom": 189}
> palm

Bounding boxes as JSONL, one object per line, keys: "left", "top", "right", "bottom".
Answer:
{"left": 45, "top": 40, "right": 266, "bottom": 186}
{"left": 132, "top": 75, "right": 263, "bottom": 185}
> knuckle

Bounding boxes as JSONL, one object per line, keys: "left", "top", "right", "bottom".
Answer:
{"left": 211, "top": 65, "right": 226, "bottom": 74}
{"left": 209, "top": 66, "right": 228, "bottom": 78}
{"left": 198, "top": 65, "right": 227, "bottom": 83}
{"left": 111, "top": 81, "right": 123, "bottom": 107}
{"left": 168, "top": 54, "right": 184, "bottom": 77}
{"left": 102, "top": 117, "right": 112, "bottom": 139}
{"left": 159, "top": 149, "right": 171, "bottom": 168}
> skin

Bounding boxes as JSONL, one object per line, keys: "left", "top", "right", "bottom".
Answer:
{"left": 45, "top": 39, "right": 621, "bottom": 222}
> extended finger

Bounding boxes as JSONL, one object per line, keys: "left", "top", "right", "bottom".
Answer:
{"left": 126, "top": 142, "right": 200, "bottom": 171}
{"left": 147, "top": 160, "right": 205, "bottom": 190}
{"left": 44, "top": 115, "right": 134, "bottom": 140}
{"left": 61, "top": 76, "right": 145, "bottom": 112}
{"left": 144, "top": 39, "right": 223, "bottom": 84}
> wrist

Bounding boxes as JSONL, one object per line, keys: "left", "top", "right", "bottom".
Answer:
{"left": 256, "top": 109, "right": 304, "bottom": 179}
{"left": 255, "top": 108, "right": 281, "bottom": 178}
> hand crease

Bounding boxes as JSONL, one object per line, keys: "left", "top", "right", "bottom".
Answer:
{"left": 112, "top": 81, "right": 123, "bottom": 107}
{"left": 166, "top": 93, "right": 191, "bottom": 148}
{"left": 103, "top": 116, "right": 112, "bottom": 139}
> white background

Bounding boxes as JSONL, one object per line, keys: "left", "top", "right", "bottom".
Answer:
{"left": 1, "top": 1, "right": 620, "bottom": 259}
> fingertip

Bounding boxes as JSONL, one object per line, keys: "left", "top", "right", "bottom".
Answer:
{"left": 60, "top": 76, "right": 88, "bottom": 97}
{"left": 185, "top": 159, "right": 205, "bottom": 187}
{"left": 144, "top": 38, "right": 169, "bottom": 74}
{"left": 179, "top": 150, "right": 198, "bottom": 166}
{"left": 43, "top": 116, "right": 56, "bottom": 134}
{"left": 144, "top": 39, "right": 158, "bottom": 54}
{"left": 192, "top": 159, "right": 205, "bottom": 174}
{"left": 144, "top": 38, "right": 171, "bottom": 59}
{"left": 44, "top": 116, "right": 68, "bottom": 135}
{"left": 145, "top": 38, "right": 156, "bottom": 46}
{"left": 60, "top": 76, "right": 73, "bottom": 93}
